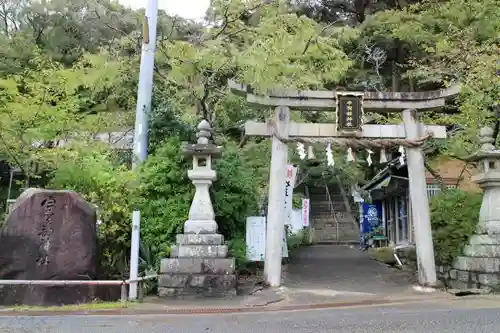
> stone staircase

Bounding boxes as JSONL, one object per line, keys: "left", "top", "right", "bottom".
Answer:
{"left": 308, "top": 185, "right": 359, "bottom": 244}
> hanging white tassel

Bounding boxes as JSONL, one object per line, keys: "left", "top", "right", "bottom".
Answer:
{"left": 398, "top": 145, "right": 406, "bottom": 165}
{"left": 366, "top": 149, "right": 374, "bottom": 166}
{"left": 379, "top": 148, "right": 388, "bottom": 163}
{"left": 326, "top": 143, "right": 334, "bottom": 167}
{"left": 307, "top": 145, "right": 316, "bottom": 159}
{"left": 346, "top": 147, "right": 355, "bottom": 162}
{"left": 297, "top": 142, "right": 306, "bottom": 160}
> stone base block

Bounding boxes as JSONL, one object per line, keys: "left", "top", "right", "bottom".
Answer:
{"left": 158, "top": 274, "right": 237, "bottom": 299}
{"left": 469, "top": 234, "right": 500, "bottom": 245}
{"left": 176, "top": 234, "right": 224, "bottom": 245}
{"left": 184, "top": 219, "right": 217, "bottom": 234}
{"left": 463, "top": 244, "right": 500, "bottom": 257}
{"left": 454, "top": 256, "right": 500, "bottom": 273}
{"left": 476, "top": 221, "right": 500, "bottom": 235}
{"left": 160, "top": 258, "right": 235, "bottom": 274}
{"left": 172, "top": 244, "right": 228, "bottom": 258}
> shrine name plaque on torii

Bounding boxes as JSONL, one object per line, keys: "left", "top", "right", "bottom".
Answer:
{"left": 229, "top": 80, "right": 460, "bottom": 288}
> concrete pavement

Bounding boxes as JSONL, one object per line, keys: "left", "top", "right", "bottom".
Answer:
{"left": 1, "top": 297, "right": 499, "bottom": 332}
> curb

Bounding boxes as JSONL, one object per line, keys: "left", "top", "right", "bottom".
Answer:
{"left": 0, "top": 297, "right": 444, "bottom": 317}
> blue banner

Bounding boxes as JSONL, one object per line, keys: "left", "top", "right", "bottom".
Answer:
{"left": 360, "top": 202, "right": 384, "bottom": 246}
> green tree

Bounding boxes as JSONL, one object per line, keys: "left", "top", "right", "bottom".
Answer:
{"left": 48, "top": 144, "right": 136, "bottom": 278}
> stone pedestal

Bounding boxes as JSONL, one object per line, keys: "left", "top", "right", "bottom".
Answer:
{"left": 447, "top": 127, "right": 500, "bottom": 290}
{"left": 158, "top": 120, "right": 237, "bottom": 298}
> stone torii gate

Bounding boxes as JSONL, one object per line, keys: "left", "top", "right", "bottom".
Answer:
{"left": 229, "top": 80, "right": 459, "bottom": 288}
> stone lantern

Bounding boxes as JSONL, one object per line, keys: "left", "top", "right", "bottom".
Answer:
{"left": 447, "top": 126, "right": 500, "bottom": 290}
{"left": 157, "top": 120, "right": 237, "bottom": 298}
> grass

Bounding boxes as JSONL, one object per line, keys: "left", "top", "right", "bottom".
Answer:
{"left": 368, "top": 247, "right": 397, "bottom": 265}
{"left": 4, "top": 301, "right": 135, "bottom": 312}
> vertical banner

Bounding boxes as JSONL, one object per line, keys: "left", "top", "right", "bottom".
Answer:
{"left": 361, "top": 202, "right": 383, "bottom": 241}
{"left": 302, "top": 198, "right": 310, "bottom": 227}
{"left": 283, "top": 165, "right": 298, "bottom": 228}
{"left": 246, "top": 216, "right": 266, "bottom": 261}
{"left": 282, "top": 165, "right": 297, "bottom": 258}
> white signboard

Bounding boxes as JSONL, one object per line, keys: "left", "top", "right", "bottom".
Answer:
{"left": 289, "top": 209, "right": 303, "bottom": 234}
{"left": 246, "top": 216, "right": 266, "bottom": 261}
{"left": 302, "top": 198, "right": 310, "bottom": 227}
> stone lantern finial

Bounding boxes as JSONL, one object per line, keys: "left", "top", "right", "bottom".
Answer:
{"left": 478, "top": 126, "right": 495, "bottom": 151}
{"left": 196, "top": 120, "right": 212, "bottom": 144}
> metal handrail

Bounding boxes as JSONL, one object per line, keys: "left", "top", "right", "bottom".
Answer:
{"left": 322, "top": 172, "right": 341, "bottom": 241}
{"left": 0, "top": 274, "right": 158, "bottom": 304}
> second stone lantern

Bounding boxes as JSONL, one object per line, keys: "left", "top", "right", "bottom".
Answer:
{"left": 157, "top": 120, "right": 237, "bottom": 298}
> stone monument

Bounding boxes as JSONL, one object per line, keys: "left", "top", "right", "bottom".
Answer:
{"left": 0, "top": 188, "right": 98, "bottom": 305}
{"left": 444, "top": 127, "right": 500, "bottom": 290}
{"left": 158, "top": 120, "right": 237, "bottom": 298}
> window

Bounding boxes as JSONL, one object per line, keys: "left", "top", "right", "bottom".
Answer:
{"left": 426, "top": 183, "right": 457, "bottom": 199}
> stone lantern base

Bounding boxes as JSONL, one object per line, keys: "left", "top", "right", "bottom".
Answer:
{"left": 439, "top": 126, "right": 500, "bottom": 291}
{"left": 441, "top": 234, "right": 500, "bottom": 290}
{"left": 158, "top": 233, "right": 237, "bottom": 298}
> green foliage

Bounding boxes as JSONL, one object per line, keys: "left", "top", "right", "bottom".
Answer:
{"left": 136, "top": 136, "right": 193, "bottom": 258}
{"left": 286, "top": 231, "right": 306, "bottom": 258}
{"left": 48, "top": 145, "right": 136, "bottom": 278}
{"left": 359, "top": 0, "right": 500, "bottom": 156}
{"left": 227, "top": 236, "right": 248, "bottom": 270}
{"left": 212, "top": 141, "right": 260, "bottom": 238}
{"left": 430, "top": 188, "right": 483, "bottom": 266}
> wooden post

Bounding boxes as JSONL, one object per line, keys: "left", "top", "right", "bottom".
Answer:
{"left": 264, "top": 106, "right": 290, "bottom": 287}
{"left": 402, "top": 109, "right": 437, "bottom": 286}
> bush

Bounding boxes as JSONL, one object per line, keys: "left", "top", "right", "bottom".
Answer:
{"left": 48, "top": 146, "right": 136, "bottom": 278}
{"left": 287, "top": 231, "right": 305, "bottom": 258}
{"left": 430, "top": 188, "right": 482, "bottom": 266}
{"left": 227, "top": 235, "right": 248, "bottom": 270}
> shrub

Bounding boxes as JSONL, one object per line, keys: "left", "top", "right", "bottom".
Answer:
{"left": 287, "top": 231, "right": 305, "bottom": 258}
{"left": 227, "top": 235, "right": 248, "bottom": 270}
{"left": 430, "top": 188, "right": 482, "bottom": 266}
{"left": 48, "top": 146, "right": 136, "bottom": 278}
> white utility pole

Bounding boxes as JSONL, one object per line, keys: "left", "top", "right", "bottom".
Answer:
{"left": 129, "top": 0, "right": 159, "bottom": 301}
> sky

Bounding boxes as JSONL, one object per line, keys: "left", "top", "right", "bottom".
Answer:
{"left": 118, "top": 0, "right": 210, "bottom": 20}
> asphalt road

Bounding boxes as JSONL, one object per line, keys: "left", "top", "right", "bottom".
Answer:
{"left": 1, "top": 301, "right": 499, "bottom": 333}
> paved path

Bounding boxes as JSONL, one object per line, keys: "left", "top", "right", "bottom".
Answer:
{"left": 283, "top": 245, "right": 417, "bottom": 300}
{"left": 1, "top": 298, "right": 499, "bottom": 332}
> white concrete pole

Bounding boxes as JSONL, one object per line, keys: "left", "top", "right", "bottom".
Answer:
{"left": 402, "top": 109, "right": 437, "bottom": 286}
{"left": 264, "top": 106, "right": 290, "bottom": 287}
{"left": 129, "top": 0, "right": 159, "bottom": 301}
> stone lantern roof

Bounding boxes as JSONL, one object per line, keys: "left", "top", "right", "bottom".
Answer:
{"left": 183, "top": 120, "right": 222, "bottom": 157}
{"left": 466, "top": 126, "right": 500, "bottom": 186}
